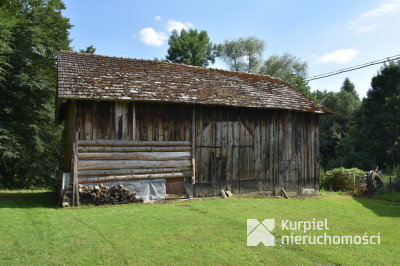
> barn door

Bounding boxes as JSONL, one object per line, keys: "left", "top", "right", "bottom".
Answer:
{"left": 196, "top": 121, "right": 255, "bottom": 194}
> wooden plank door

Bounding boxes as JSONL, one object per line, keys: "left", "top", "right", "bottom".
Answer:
{"left": 196, "top": 121, "right": 255, "bottom": 194}
{"left": 231, "top": 122, "right": 255, "bottom": 194}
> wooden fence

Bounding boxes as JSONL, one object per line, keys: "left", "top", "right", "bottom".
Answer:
{"left": 320, "top": 170, "right": 366, "bottom": 191}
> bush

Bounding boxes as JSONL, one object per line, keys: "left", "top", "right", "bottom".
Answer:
{"left": 320, "top": 167, "right": 365, "bottom": 191}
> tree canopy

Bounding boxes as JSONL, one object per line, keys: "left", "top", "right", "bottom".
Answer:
{"left": 313, "top": 78, "right": 361, "bottom": 170}
{"left": 166, "top": 29, "right": 221, "bottom": 67}
{"left": 79, "top": 45, "right": 96, "bottom": 54}
{"left": 259, "top": 53, "right": 308, "bottom": 85}
{"left": 221, "top": 36, "right": 265, "bottom": 73}
{"left": 0, "top": 0, "right": 71, "bottom": 188}
{"left": 353, "top": 61, "right": 400, "bottom": 169}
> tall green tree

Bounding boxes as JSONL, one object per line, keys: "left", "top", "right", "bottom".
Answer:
{"left": 331, "top": 63, "right": 400, "bottom": 171}
{"left": 259, "top": 53, "right": 308, "bottom": 85}
{"left": 0, "top": 0, "right": 71, "bottom": 188}
{"left": 341, "top": 77, "right": 357, "bottom": 96}
{"left": 166, "top": 29, "right": 221, "bottom": 67}
{"left": 314, "top": 78, "right": 361, "bottom": 170}
{"left": 221, "top": 36, "right": 265, "bottom": 73}
{"left": 340, "top": 61, "right": 400, "bottom": 169}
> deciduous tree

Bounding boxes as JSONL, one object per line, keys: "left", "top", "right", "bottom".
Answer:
{"left": 221, "top": 36, "right": 265, "bottom": 73}
{"left": 166, "top": 29, "right": 221, "bottom": 67}
{"left": 0, "top": 0, "right": 71, "bottom": 188}
{"left": 259, "top": 53, "right": 308, "bottom": 85}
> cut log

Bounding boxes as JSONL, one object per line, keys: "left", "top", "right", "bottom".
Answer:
{"left": 78, "top": 151, "right": 191, "bottom": 161}
{"left": 78, "top": 140, "right": 191, "bottom": 147}
{"left": 78, "top": 159, "right": 191, "bottom": 171}
{"left": 78, "top": 171, "right": 192, "bottom": 184}
{"left": 78, "top": 146, "right": 191, "bottom": 153}
{"left": 78, "top": 167, "right": 192, "bottom": 177}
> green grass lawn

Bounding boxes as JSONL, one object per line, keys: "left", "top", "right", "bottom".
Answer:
{"left": 373, "top": 192, "right": 400, "bottom": 202}
{"left": 0, "top": 191, "right": 399, "bottom": 265}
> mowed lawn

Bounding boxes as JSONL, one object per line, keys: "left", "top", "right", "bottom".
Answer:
{"left": 0, "top": 191, "right": 399, "bottom": 265}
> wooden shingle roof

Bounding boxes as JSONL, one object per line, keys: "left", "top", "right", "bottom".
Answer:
{"left": 57, "top": 50, "right": 330, "bottom": 114}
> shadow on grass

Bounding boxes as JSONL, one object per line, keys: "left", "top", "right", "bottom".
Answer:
{"left": 0, "top": 191, "right": 57, "bottom": 208}
{"left": 353, "top": 197, "right": 400, "bottom": 217}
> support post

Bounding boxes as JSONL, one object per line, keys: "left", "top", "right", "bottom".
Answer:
{"left": 73, "top": 131, "right": 80, "bottom": 206}
{"left": 191, "top": 106, "right": 196, "bottom": 184}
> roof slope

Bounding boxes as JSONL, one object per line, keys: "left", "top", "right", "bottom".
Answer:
{"left": 57, "top": 50, "right": 330, "bottom": 114}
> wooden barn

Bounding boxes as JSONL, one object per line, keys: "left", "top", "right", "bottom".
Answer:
{"left": 56, "top": 50, "right": 330, "bottom": 201}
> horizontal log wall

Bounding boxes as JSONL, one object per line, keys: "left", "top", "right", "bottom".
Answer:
{"left": 76, "top": 140, "right": 192, "bottom": 184}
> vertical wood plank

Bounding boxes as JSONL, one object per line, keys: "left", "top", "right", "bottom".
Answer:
{"left": 110, "top": 102, "right": 115, "bottom": 140}
{"left": 115, "top": 102, "right": 128, "bottom": 140}
{"left": 191, "top": 106, "right": 196, "bottom": 184}
{"left": 315, "top": 115, "right": 320, "bottom": 188}
{"left": 132, "top": 102, "right": 136, "bottom": 140}
{"left": 92, "top": 102, "right": 97, "bottom": 140}
{"left": 84, "top": 102, "right": 92, "bottom": 140}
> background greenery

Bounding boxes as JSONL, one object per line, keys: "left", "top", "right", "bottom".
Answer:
{"left": 0, "top": 0, "right": 71, "bottom": 189}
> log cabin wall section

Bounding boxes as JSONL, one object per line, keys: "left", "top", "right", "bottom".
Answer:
{"left": 60, "top": 100, "right": 320, "bottom": 197}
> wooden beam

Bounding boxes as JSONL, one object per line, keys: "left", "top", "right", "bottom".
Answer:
{"left": 281, "top": 187, "right": 290, "bottom": 199}
{"left": 191, "top": 106, "right": 196, "bottom": 184}
{"left": 78, "top": 151, "right": 191, "bottom": 161}
{"left": 78, "top": 140, "right": 191, "bottom": 147}
{"left": 78, "top": 167, "right": 192, "bottom": 177}
{"left": 78, "top": 146, "right": 191, "bottom": 153}
{"left": 78, "top": 171, "right": 192, "bottom": 184}
{"left": 78, "top": 159, "right": 191, "bottom": 171}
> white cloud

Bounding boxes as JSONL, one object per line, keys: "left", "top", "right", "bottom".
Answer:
{"left": 317, "top": 49, "right": 359, "bottom": 64}
{"left": 360, "top": 0, "right": 400, "bottom": 19}
{"left": 155, "top": 15, "right": 162, "bottom": 21}
{"left": 166, "top": 19, "right": 194, "bottom": 32}
{"left": 347, "top": 0, "right": 400, "bottom": 33}
{"left": 139, "top": 28, "right": 168, "bottom": 47}
{"left": 347, "top": 23, "right": 377, "bottom": 33}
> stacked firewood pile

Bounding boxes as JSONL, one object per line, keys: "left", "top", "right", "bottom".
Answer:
{"left": 61, "top": 183, "right": 143, "bottom": 207}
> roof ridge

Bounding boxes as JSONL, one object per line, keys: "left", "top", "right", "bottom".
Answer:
{"left": 57, "top": 50, "right": 285, "bottom": 82}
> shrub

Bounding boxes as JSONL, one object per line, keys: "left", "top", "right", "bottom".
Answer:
{"left": 320, "top": 167, "right": 365, "bottom": 191}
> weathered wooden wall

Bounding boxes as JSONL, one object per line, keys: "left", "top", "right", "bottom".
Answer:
{"left": 60, "top": 100, "right": 320, "bottom": 196}
{"left": 193, "top": 105, "right": 319, "bottom": 196}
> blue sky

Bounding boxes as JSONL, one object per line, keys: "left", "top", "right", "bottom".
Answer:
{"left": 63, "top": 0, "right": 400, "bottom": 98}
